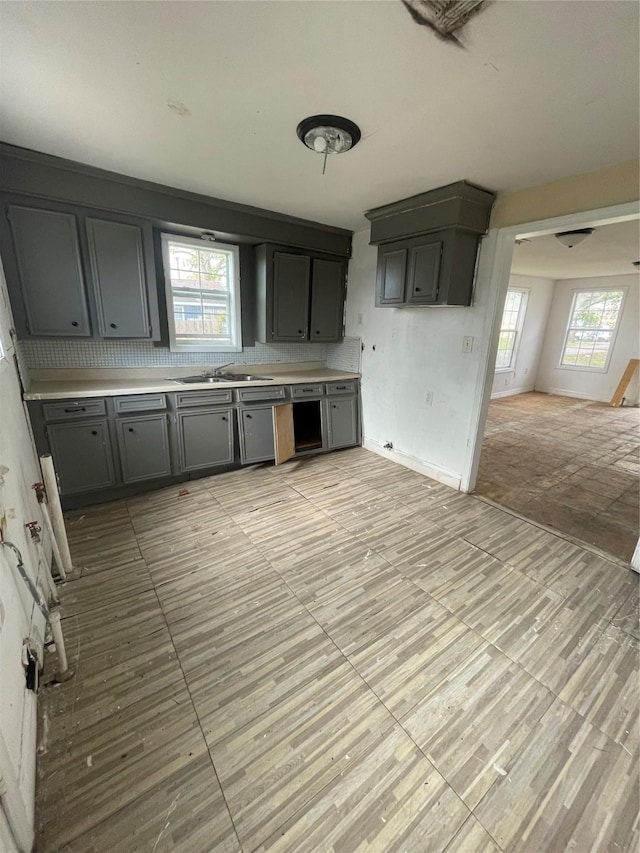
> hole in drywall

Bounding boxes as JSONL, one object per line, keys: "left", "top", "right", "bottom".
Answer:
{"left": 401, "top": 0, "right": 487, "bottom": 43}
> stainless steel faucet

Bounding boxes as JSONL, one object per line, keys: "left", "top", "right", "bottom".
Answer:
{"left": 210, "top": 362, "right": 234, "bottom": 377}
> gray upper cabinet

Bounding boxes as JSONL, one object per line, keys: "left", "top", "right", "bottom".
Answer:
{"left": 377, "top": 248, "right": 407, "bottom": 306}
{"left": 273, "top": 252, "right": 311, "bottom": 340}
{"left": 310, "top": 257, "right": 346, "bottom": 341}
{"left": 375, "top": 231, "right": 481, "bottom": 308}
{"left": 2, "top": 198, "right": 159, "bottom": 339}
{"left": 47, "top": 419, "right": 116, "bottom": 494}
{"left": 86, "top": 218, "right": 151, "bottom": 338}
{"left": 407, "top": 240, "right": 442, "bottom": 304}
{"left": 368, "top": 181, "right": 495, "bottom": 309}
{"left": 376, "top": 236, "right": 443, "bottom": 307}
{"left": 255, "top": 244, "right": 346, "bottom": 343}
{"left": 116, "top": 414, "right": 171, "bottom": 483}
{"left": 177, "top": 407, "right": 234, "bottom": 472}
{"left": 8, "top": 205, "right": 90, "bottom": 336}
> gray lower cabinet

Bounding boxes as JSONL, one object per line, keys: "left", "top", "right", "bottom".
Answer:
{"left": 177, "top": 408, "right": 234, "bottom": 472}
{"left": 326, "top": 396, "right": 358, "bottom": 449}
{"left": 8, "top": 205, "right": 91, "bottom": 336}
{"left": 239, "top": 406, "right": 275, "bottom": 464}
{"left": 47, "top": 419, "right": 116, "bottom": 494}
{"left": 116, "top": 414, "right": 171, "bottom": 483}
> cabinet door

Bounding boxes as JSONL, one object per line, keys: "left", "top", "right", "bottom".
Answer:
{"left": 407, "top": 241, "right": 442, "bottom": 304}
{"left": 8, "top": 205, "right": 90, "bottom": 336}
{"left": 376, "top": 248, "right": 407, "bottom": 305}
{"left": 178, "top": 408, "right": 233, "bottom": 472}
{"left": 239, "top": 406, "right": 275, "bottom": 464}
{"left": 116, "top": 415, "right": 171, "bottom": 483}
{"left": 86, "top": 218, "right": 150, "bottom": 337}
{"left": 47, "top": 420, "right": 115, "bottom": 494}
{"left": 273, "top": 403, "right": 295, "bottom": 465}
{"left": 309, "top": 258, "right": 345, "bottom": 342}
{"left": 326, "top": 397, "right": 358, "bottom": 449}
{"left": 272, "top": 252, "right": 310, "bottom": 340}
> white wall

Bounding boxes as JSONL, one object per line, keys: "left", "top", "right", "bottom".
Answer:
{"left": 535, "top": 273, "right": 640, "bottom": 403}
{"left": 491, "top": 274, "right": 555, "bottom": 398}
{"left": 0, "top": 258, "right": 48, "bottom": 851}
{"left": 345, "top": 230, "right": 502, "bottom": 488}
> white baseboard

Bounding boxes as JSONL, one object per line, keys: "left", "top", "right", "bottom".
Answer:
{"left": 537, "top": 387, "right": 604, "bottom": 402}
{"left": 363, "top": 438, "right": 461, "bottom": 490}
{"left": 491, "top": 386, "right": 532, "bottom": 400}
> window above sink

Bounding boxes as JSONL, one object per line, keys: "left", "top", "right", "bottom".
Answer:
{"left": 161, "top": 233, "right": 242, "bottom": 353}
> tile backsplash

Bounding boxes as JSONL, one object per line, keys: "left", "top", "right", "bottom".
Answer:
{"left": 21, "top": 335, "right": 362, "bottom": 373}
{"left": 326, "top": 336, "right": 361, "bottom": 372}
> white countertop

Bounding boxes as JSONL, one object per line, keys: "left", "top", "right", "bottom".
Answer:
{"left": 24, "top": 366, "right": 360, "bottom": 401}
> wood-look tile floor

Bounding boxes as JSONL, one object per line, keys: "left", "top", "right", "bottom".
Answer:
{"left": 476, "top": 391, "right": 640, "bottom": 562}
{"left": 37, "top": 448, "right": 639, "bottom": 853}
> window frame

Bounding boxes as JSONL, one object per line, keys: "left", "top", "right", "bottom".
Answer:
{"left": 161, "top": 233, "right": 242, "bottom": 353}
{"left": 558, "top": 285, "right": 627, "bottom": 373}
{"left": 495, "top": 287, "right": 529, "bottom": 372}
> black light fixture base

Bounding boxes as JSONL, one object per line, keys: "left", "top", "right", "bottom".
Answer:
{"left": 296, "top": 115, "right": 361, "bottom": 150}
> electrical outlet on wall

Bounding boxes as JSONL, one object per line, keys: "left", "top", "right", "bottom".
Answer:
{"left": 462, "top": 336, "right": 474, "bottom": 353}
{"left": 425, "top": 391, "right": 433, "bottom": 405}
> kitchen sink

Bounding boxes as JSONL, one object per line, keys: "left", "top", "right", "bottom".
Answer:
{"left": 225, "top": 373, "right": 272, "bottom": 381}
{"left": 174, "top": 374, "right": 271, "bottom": 384}
{"left": 175, "top": 376, "right": 230, "bottom": 384}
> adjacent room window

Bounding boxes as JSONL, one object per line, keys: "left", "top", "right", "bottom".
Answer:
{"left": 162, "top": 234, "right": 242, "bottom": 351}
{"left": 560, "top": 288, "right": 624, "bottom": 370}
{"left": 495, "top": 289, "right": 527, "bottom": 369}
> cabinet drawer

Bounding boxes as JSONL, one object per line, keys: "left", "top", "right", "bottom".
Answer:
{"left": 175, "top": 389, "right": 233, "bottom": 407}
{"left": 114, "top": 394, "right": 166, "bottom": 413}
{"left": 291, "top": 383, "right": 324, "bottom": 398}
{"left": 326, "top": 381, "right": 357, "bottom": 396}
{"left": 237, "top": 386, "right": 285, "bottom": 402}
{"left": 43, "top": 399, "right": 106, "bottom": 421}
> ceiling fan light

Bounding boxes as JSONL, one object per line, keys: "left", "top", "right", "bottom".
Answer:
{"left": 554, "top": 228, "right": 595, "bottom": 248}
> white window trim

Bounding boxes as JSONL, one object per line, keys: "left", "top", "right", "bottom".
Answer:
{"left": 558, "top": 285, "right": 627, "bottom": 374}
{"left": 495, "top": 288, "right": 529, "bottom": 373}
{"left": 161, "top": 233, "right": 242, "bottom": 353}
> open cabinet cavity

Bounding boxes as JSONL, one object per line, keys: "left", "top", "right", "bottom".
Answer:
{"left": 292, "top": 400, "right": 323, "bottom": 451}
{"left": 273, "top": 399, "right": 324, "bottom": 464}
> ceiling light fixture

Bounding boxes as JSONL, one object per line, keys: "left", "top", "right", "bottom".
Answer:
{"left": 554, "top": 228, "right": 595, "bottom": 248}
{"left": 296, "top": 115, "right": 361, "bottom": 175}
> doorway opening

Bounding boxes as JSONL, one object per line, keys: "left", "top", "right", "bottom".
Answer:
{"left": 474, "top": 215, "right": 640, "bottom": 563}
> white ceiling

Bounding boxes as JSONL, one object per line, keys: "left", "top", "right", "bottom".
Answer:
{"left": 511, "top": 219, "right": 640, "bottom": 279}
{"left": 0, "top": 1, "right": 638, "bottom": 231}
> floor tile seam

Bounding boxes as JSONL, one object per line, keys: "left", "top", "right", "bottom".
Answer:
{"left": 471, "top": 494, "right": 632, "bottom": 569}
{"left": 241, "top": 556, "right": 479, "bottom": 853}
{"left": 441, "top": 814, "right": 505, "bottom": 853}
{"left": 57, "top": 577, "right": 159, "bottom": 620}
{"left": 126, "top": 500, "right": 247, "bottom": 853}
{"left": 241, "top": 487, "right": 493, "bottom": 849}
{"left": 469, "top": 687, "right": 635, "bottom": 828}
{"left": 424, "top": 584, "right": 633, "bottom": 751}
